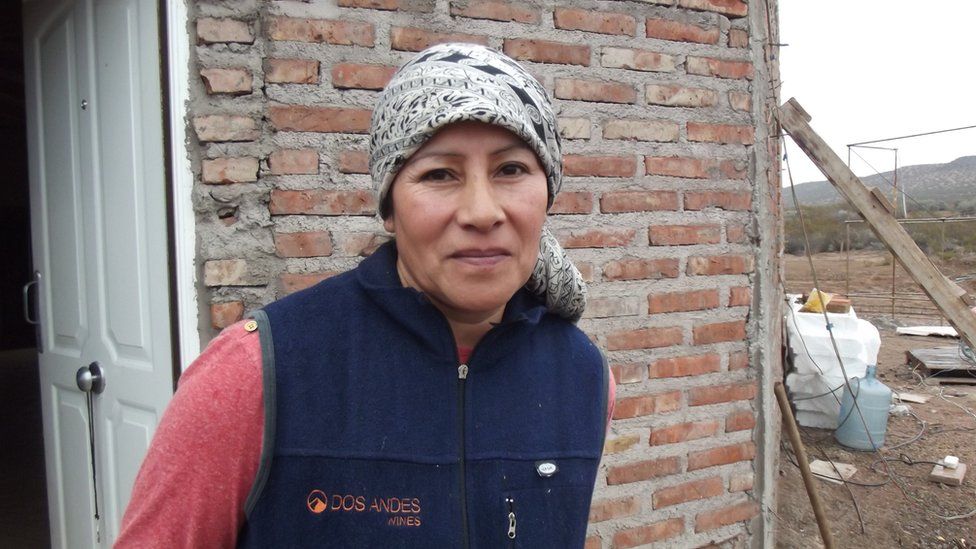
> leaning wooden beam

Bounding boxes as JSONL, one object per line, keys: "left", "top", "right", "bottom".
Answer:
{"left": 777, "top": 98, "right": 976, "bottom": 351}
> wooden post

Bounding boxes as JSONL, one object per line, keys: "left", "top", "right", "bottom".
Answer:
{"left": 774, "top": 382, "right": 835, "bottom": 549}
{"left": 777, "top": 98, "right": 976, "bottom": 350}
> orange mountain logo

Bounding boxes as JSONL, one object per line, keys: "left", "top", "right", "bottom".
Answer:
{"left": 307, "top": 490, "right": 328, "bottom": 514}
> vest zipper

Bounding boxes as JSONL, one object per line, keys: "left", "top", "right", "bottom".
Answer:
{"left": 457, "top": 363, "right": 470, "bottom": 549}
{"left": 506, "top": 496, "right": 517, "bottom": 542}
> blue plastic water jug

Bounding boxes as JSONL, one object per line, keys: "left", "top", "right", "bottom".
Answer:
{"left": 835, "top": 365, "right": 891, "bottom": 450}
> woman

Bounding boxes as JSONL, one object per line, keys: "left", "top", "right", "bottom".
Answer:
{"left": 118, "top": 43, "right": 613, "bottom": 548}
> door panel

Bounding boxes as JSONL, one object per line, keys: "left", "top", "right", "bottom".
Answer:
{"left": 37, "top": 9, "right": 87, "bottom": 354}
{"left": 25, "top": 0, "right": 174, "bottom": 546}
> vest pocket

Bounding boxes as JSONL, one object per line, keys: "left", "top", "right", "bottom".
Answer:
{"left": 501, "top": 485, "right": 591, "bottom": 548}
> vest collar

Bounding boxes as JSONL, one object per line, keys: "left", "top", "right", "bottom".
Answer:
{"left": 355, "top": 241, "right": 549, "bottom": 363}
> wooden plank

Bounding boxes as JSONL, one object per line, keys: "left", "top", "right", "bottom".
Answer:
{"left": 777, "top": 98, "right": 976, "bottom": 351}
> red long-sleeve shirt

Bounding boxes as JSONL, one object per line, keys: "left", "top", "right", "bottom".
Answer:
{"left": 116, "top": 321, "right": 615, "bottom": 548}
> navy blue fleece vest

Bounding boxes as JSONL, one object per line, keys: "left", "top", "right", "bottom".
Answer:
{"left": 238, "top": 243, "right": 607, "bottom": 548}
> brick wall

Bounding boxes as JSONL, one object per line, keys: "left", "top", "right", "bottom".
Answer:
{"left": 189, "top": 0, "right": 780, "bottom": 546}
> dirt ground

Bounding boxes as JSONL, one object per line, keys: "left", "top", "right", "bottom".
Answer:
{"left": 776, "top": 252, "right": 976, "bottom": 548}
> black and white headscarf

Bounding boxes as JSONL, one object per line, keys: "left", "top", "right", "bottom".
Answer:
{"left": 369, "top": 43, "right": 586, "bottom": 321}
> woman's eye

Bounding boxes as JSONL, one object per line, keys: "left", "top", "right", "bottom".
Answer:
{"left": 420, "top": 169, "right": 453, "bottom": 182}
{"left": 498, "top": 163, "right": 527, "bottom": 177}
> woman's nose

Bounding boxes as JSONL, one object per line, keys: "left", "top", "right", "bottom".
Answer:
{"left": 456, "top": 172, "right": 504, "bottom": 231}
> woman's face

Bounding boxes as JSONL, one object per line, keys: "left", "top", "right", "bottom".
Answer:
{"left": 384, "top": 121, "right": 549, "bottom": 323}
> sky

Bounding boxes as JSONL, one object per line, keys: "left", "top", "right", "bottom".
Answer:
{"left": 778, "top": 1, "right": 976, "bottom": 185}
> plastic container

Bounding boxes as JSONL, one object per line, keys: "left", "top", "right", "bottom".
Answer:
{"left": 834, "top": 365, "right": 892, "bottom": 450}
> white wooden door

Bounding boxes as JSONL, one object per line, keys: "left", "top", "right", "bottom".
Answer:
{"left": 23, "top": 0, "right": 175, "bottom": 546}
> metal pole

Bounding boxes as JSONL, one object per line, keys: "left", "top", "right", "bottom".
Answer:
{"left": 774, "top": 382, "right": 836, "bottom": 549}
{"left": 845, "top": 223, "right": 851, "bottom": 296}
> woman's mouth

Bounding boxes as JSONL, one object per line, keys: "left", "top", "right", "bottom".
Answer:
{"left": 450, "top": 248, "right": 511, "bottom": 266}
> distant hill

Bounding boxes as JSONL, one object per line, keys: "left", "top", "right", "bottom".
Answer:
{"left": 783, "top": 155, "right": 976, "bottom": 211}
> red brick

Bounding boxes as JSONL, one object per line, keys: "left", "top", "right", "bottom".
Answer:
{"left": 266, "top": 59, "right": 320, "bottom": 84}
{"left": 200, "top": 68, "right": 252, "bottom": 95}
{"left": 390, "top": 27, "right": 489, "bottom": 52}
{"left": 648, "top": 289, "right": 719, "bottom": 314}
{"left": 613, "top": 518, "right": 684, "bottom": 548}
{"left": 695, "top": 501, "right": 759, "bottom": 533}
{"left": 686, "top": 56, "right": 754, "bottom": 80}
{"left": 679, "top": 0, "right": 748, "bottom": 18}
{"left": 338, "top": 0, "right": 435, "bottom": 10}
{"left": 610, "top": 363, "right": 645, "bottom": 384}
{"left": 600, "top": 191, "right": 678, "bottom": 213}
{"left": 689, "top": 381, "right": 756, "bottom": 406}
{"left": 280, "top": 272, "right": 339, "bottom": 295}
{"left": 649, "top": 354, "right": 721, "bottom": 379}
{"left": 268, "top": 17, "right": 375, "bottom": 46}
{"left": 576, "top": 262, "right": 595, "bottom": 282}
{"left": 563, "top": 155, "right": 636, "bottom": 177}
{"left": 603, "top": 120, "right": 680, "bottom": 142}
{"left": 729, "top": 28, "right": 749, "bottom": 48}
{"left": 554, "top": 79, "right": 635, "bottom": 104}
{"left": 504, "top": 39, "right": 590, "bottom": 66}
{"left": 549, "top": 192, "right": 593, "bottom": 214}
{"left": 269, "top": 105, "right": 372, "bottom": 133}
{"left": 557, "top": 228, "right": 635, "bottom": 249}
{"left": 687, "top": 255, "right": 754, "bottom": 275}
{"left": 331, "top": 63, "right": 397, "bottom": 90}
{"left": 606, "top": 457, "right": 680, "bottom": 485}
{"left": 603, "top": 258, "right": 679, "bottom": 281}
{"left": 269, "top": 189, "right": 377, "bottom": 216}
{"left": 685, "top": 191, "right": 752, "bottom": 211}
{"left": 687, "top": 122, "right": 754, "bottom": 145}
{"left": 553, "top": 8, "right": 635, "bottom": 36}
{"left": 729, "top": 286, "right": 751, "bottom": 306}
{"left": 274, "top": 231, "right": 333, "bottom": 258}
{"left": 604, "top": 434, "right": 640, "bottom": 454}
{"left": 729, "top": 91, "right": 751, "bottom": 112}
{"left": 450, "top": 1, "right": 540, "bottom": 23}
{"left": 650, "top": 420, "right": 720, "bottom": 445}
{"left": 339, "top": 150, "right": 370, "bottom": 174}
{"left": 726, "top": 223, "right": 748, "bottom": 243}
{"left": 204, "top": 259, "right": 262, "bottom": 286}
{"left": 646, "top": 156, "right": 745, "bottom": 180}
{"left": 197, "top": 18, "right": 253, "bottom": 44}
{"left": 613, "top": 391, "right": 681, "bottom": 419}
{"left": 335, "top": 232, "right": 389, "bottom": 257}
{"left": 585, "top": 297, "right": 641, "bottom": 319}
{"left": 693, "top": 320, "right": 747, "bottom": 344}
{"left": 688, "top": 442, "right": 756, "bottom": 471}
{"left": 192, "top": 115, "right": 258, "bottom": 142}
{"left": 584, "top": 536, "right": 602, "bottom": 549}
{"left": 726, "top": 409, "right": 756, "bottom": 432}
{"left": 645, "top": 18, "right": 719, "bottom": 44}
{"left": 728, "top": 350, "right": 749, "bottom": 370}
{"left": 210, "top": 301, "right": 244, "bottom": 329}
{"left": 202, "top": 157, "right": 259, "bottom": 184}
{"left": 645, "top": 84, "right": 718, "bottom": 108}
{"left": 607, "top": 326, "right": 682, "bottom": 351}
{"left": 648, "top": 225, "right": 720, "bottom": 246}
{"left": 601, "top": 47, "right": 677, "bottom": 72}
{"left": 269, "top": 149, "right": 318, "bottom": 175}
{"left": 653, "top": 476, "right": 724, "bottom": 509}
{"left": 589, "top": 495, "right": 640, "bottom": 523}
{"left": 557, "top": 118, "right": 590, "bottom": 139}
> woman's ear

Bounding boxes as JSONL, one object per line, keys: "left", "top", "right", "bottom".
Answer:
{"left": 383, "top": 214, "right": 396, "bottom": 234}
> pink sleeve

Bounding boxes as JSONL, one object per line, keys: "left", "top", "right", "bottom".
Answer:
{"left": 606, "top": 366, "right": 616, "bottom": 431}
{"left": 115, "top": 321, "right": 264, "bottom": 549}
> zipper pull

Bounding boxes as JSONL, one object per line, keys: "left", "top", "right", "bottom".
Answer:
{"left": 458, "top": 363, "right": 469, "bottom": 380}
{"left": 506, "top": 497, "right": 517, "bottom": 539}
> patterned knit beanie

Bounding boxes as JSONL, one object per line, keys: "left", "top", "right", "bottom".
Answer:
{"left": 369, "top": 43, "right": 586, "bottom": 321}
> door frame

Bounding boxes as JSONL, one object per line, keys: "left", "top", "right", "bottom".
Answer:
{"left": 163, "top": 0, "right": 198, "bottom": 370}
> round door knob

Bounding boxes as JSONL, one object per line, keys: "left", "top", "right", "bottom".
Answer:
{"left": 76, "top": 362, "right": 106, "bottom": 394}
